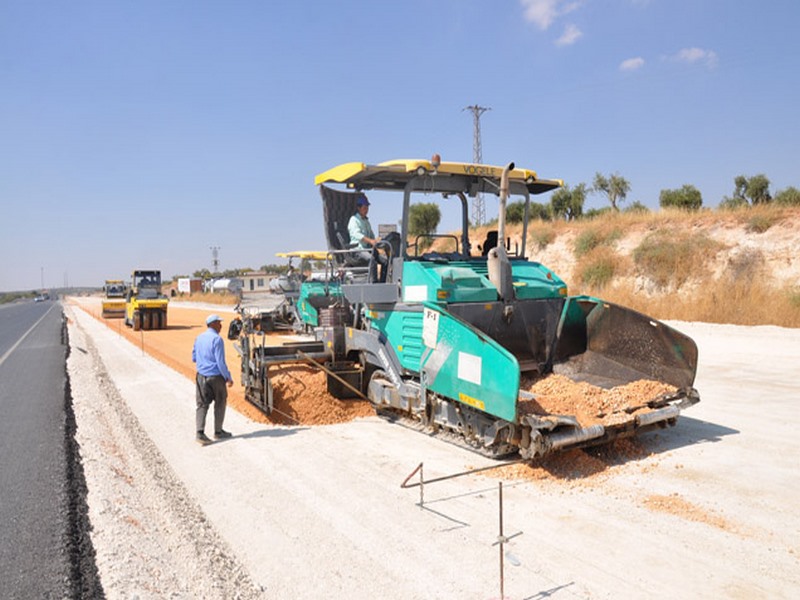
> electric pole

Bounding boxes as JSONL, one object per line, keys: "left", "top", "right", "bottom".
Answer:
{"left": 210, "top": 246, "right": 221, "bottom": 274}
{"left": 463, "top": 104, "right": 491, "bottom": 226}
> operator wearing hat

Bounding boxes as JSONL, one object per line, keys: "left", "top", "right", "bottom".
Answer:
{"left": 192, "top": 314, "right": 234, "bottom": 445}
{"left": 348, "top": 195, "right": 387, "bottom": 282}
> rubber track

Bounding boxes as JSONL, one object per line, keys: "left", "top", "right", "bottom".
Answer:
{"left": 374, "top": 407, "right": 518, "bottom": 460}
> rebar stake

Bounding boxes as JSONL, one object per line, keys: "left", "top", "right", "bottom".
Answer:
{"left": 401, "top": 462, "right": 425, "bottom": 508}
{"left": 492, "top": 481, "right": 522, "bottom": 599}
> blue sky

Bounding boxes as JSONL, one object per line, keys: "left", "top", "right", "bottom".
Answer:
{"left": 2, "top": 0, "right": 798, "bottom": 291}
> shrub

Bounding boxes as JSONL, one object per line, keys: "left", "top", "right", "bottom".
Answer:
{"left": 746, "top": 214, "right": 776, "bottom": 233}
{"left": 529, "top": 225, "right": 555, "bottom": 250}
{"left": 774, "top": 187, "right": 800, "bottom": 206}
{"left": 788, "top": 287, "right": 800, "bottom": 309}
{"left": 719, "top": 196, "right": 748, "bottom": 210}
{"left": 506, "top": 200, "right": 552, "bottom": 223}
{"left": 573, "top": 227, "right": 622, "bottom": 258}
{"left": 506, "top": 201, "right": 526, "bottom": 224}
{"left": 632, "top": 231, "right": 723, "bottom": 288}
{"left": 623, "top": 201, "right": 650, "bottom": 214}
{"left": 577, "top": 250, "right": 618, "bottom": 289}
{"left": 583, "top": 207, "right": 614, "bottom": 220}
{"left": 660, "top": 184, "right": 703, "bottom": 210}
{"left": 725, "top": 249, "right": 764, "bottom": 281}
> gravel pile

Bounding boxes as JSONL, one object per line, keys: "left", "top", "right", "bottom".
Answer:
{"left": 66, "top": 309, "right": 263, "bottom": 599}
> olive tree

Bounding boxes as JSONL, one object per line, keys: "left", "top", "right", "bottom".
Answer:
{"left": 592, "top": 172, "right": 630, "bottom": 212}
{"left": 409, "top": 202, "right": 441, "bottom": 250}
{"left": 550, "top": 183, "right": 587, "bottom": 221}
{"left": 506, "top": 201, "right": 526, "bottom": 224}
{"left": 722, "top": 174, "right": 772, "bottom": 207}
{"left": 775, "top": 186, "right": 800, "bottom": 206}
{"left": 659, "top": 184, "right": 703, "bottom": 210}
{"left": 505, "top": 200, "right": 551, "bottom": 223}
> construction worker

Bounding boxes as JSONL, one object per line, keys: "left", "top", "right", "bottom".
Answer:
{"left": 192, "top": 314, "right": 234, "bottom": 445}
{"left": 348, "top": 195, "right": 387, "bottom": 282}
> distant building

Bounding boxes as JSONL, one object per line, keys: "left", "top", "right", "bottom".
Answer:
{"left": 177, "top": 278, "right": 203, "bottom": 295}
{"left": 240, "top": 272, "right": 275, "bottom": 294}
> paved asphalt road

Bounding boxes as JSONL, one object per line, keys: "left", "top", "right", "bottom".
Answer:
{"left": 0, "top": 299, "right": 101, "bottom": 599}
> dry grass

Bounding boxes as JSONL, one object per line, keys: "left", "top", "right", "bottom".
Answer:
{"left": 745, "top": 213, "right": 778, "bottom": 234}
{"left": 589, "top": 279, "right": 800, "bottom": 328}
{"left": 499, "top": 205, "right": 800, "bottom": 328}
{"left": 632, "top": 230, "right": 725, "bottom": 288}
{"left": 170, "top": 291, "right": 239, "bottom": 306}
{"left": 528, "top": 223, "right": 556, "bottom": 249}
{"left": 573, "top": 226, "right": 623, "bottom": 258}
{"left": 575, "top": 247, "right": 626, "bottom": 289}
{"left": 423, "top": 205, "right": 800, "bottom": 327}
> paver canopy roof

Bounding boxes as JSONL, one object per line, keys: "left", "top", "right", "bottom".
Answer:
{"left": 314, "top": 159, "right": 562, "bottom": 196}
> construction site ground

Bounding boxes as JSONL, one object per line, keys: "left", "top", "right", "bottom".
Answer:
{"left": 65, "top": 296, "right": 800, "bottom": 599}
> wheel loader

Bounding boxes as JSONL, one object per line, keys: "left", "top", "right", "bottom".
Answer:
{"left": 101, "top": 279, "right": 127, "bottom": 318}
{"left": 230, "top": 158, "right": 700, "bottom": 459}
{"left": 124, "top": 270, "right": 169, "bottom": 331}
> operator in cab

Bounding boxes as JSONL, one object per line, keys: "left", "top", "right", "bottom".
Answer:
{"left": 348, "top": 195, "right": 387, "bottom": 282}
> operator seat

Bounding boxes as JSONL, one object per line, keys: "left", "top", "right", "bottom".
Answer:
{"left": 481, "top": 230, "right": 499, "bottom": 256}
{"left": 319, "top": 185, "right": 370, "bottom": 269}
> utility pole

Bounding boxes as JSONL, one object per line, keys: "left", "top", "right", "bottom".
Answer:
{"left": 210, "top": 246, "right": 221, "bottom": 274}
{"left": 463, "top": 104, "right": 491, "bottom": 226}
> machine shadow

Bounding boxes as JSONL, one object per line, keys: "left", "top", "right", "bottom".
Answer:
{"left": 639, "top": 416, "right": 739, "bottom": 453}
{"left": 530, "top": 416, "right": 740, "bottom": 479}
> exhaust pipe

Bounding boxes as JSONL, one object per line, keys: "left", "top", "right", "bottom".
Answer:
{"left": 488, "top": 162, "right": 515, "bottom": 307}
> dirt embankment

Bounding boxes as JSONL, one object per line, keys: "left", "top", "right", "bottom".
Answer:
{"left": 514, "top": 208, "right": 800, "bottom": 293}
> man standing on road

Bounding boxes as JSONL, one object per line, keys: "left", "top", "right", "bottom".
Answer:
{"left": 192, "top": 314, "right": 234, "bottom": 445}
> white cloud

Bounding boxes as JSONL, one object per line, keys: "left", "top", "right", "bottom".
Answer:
{"left": 556, "top": 23, "right": 583, "bottom": 46}
{"left": 619, "top": 57, "right": 645, "bottom": 71}
{"left": 521, "top": 0, "right": 583, "bottom": 31}
{"left": 670, "top": 47, "right": 719, "bottom": 68}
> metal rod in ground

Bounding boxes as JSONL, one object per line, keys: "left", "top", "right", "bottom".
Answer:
{"left": 400, "top": 458, "right": 526, "bottom": 490}
{"left": 499, "top": 481, "right": 504, "bottom": 599}
{"left": 491, "top": 482, "right": 523, "bottom": 600}
{"left": 400, "top": 462, "right": 425, "bottom": 507}
{"left": 419, "top": 463, "right": 424, "bottom": 508}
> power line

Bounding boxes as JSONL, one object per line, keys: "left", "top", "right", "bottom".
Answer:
{"left": 210, "top": 246, "right": 221, "bottom": 273}
{"left": 463, "top": 104, "right": 491, "bottom": 226}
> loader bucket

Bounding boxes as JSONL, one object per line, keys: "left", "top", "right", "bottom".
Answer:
{"left": 551, "top": 297, "right": 698, "bottom": 389}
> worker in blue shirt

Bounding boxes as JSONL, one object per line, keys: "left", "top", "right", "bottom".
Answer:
{"left": 192, "top": 314, "right": 234, "bottom": 445}
{"left": 348, "top": 195, "right": 387, "bottom": 281}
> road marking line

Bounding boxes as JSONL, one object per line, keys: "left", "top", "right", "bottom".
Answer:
{"left": 0, "top": 304, "right": 57, "bottom": 368}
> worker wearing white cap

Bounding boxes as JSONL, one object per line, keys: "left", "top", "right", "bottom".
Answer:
{"left": 192, "top": 314, "right": 234, "bottom": 445}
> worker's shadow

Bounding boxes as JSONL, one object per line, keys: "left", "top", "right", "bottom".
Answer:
{"left": 215, "top": 427, "right": 308, "bottom": 443}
